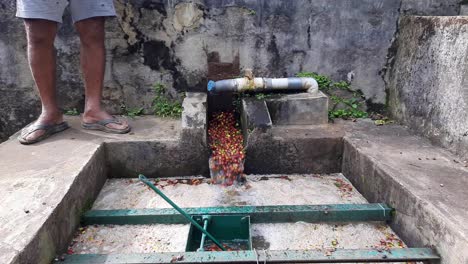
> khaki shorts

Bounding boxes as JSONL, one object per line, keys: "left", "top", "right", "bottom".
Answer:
{"left": 16, "top": 0, "right": 116, "bottom": 23}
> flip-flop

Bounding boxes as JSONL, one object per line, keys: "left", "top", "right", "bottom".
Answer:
{"left": 81, "top": 117, "right": 131, "bottom": 134}
{"left": 18, "top": 122, "right": 70, "bottom": 145}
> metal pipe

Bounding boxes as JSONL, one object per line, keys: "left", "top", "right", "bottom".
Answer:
{"left": 138, "top": 175, "right": 227, "bottom": 251}
{"left": 207, "top": 77, "right": 318, "bottom": 94}
{"left": 197, "top": 216, "right": 211, "bottom": 252}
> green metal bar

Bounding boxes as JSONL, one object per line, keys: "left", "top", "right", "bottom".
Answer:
{"left": 60, "top": 248, "right": 439, "bottom": 263}
{"left": 138, "top": 175, "right": 226, "bottom": 251}
{"left": 83, "top": 203, "right": 392, "bottom": 225}
{"left": 198, "top": 216, "right": 210, "bottom": 251}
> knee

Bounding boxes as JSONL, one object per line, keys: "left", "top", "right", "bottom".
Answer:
{"left": 27, "top": 34, "right": 54, "bottom": 47}
{"left": 79, "top": 27, "right": 105, "bottom": 48}
{"left": 24, "top": 20, "right": 56, "bottom": 47}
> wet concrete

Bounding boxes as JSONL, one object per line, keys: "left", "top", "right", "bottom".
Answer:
{"left": 72, "top": 174, "right": 407, "bottom": 260}
{"left": 92, "top": 174, "right": 366, "bottom": 210}
{"left": 70, "top": 222, "right": 405, "bottom": 256}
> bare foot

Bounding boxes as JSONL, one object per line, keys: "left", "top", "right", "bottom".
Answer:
{"left": 22, "top": 111, "right": 64, "bottom": 141}
{"left": 82, "top": 109, "right": 129, "bottom": 131}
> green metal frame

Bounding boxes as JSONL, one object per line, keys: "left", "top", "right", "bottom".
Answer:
{"left": 60, "top": 248, "right": 439, "bottom": 263}
{"left": 186, "top": 215, "right": 252, "bottom": 252}
{"left": 83, "top": 203, "right": 392, "bottom": 225}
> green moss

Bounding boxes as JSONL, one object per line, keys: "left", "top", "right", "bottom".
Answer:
{"left": 296, "top": 71, "right": 370, "bottom": 120}
{"left": 121, "top": 106, "right": 144, "bottom": 118}
{"left": 247, "top": 9, "right": 256, "bottom": 15}
{"left": 152, "top": 83, "right": 184, "bottom": 118}
{"left": 64, "top": 108, "right": 79, "bottom": 116}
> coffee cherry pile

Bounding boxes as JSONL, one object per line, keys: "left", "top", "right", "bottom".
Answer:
{"left": 208, "top": 112, "right": 246, "bottom": 186}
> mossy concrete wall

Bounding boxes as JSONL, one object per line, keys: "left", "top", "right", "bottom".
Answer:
{"left": 0, "top": 0, "right": 462, "bottom": 141}
{"left": 386, "top": 16, "right": 468, "bottom": 159}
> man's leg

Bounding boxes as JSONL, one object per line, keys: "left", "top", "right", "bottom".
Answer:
{"left": 74, "top": 17, "right": 128, "bottom": 131}
{"left": 23, "top": 19, "right": 63, "bottom": 141}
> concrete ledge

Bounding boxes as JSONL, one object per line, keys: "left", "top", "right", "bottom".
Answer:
{"left": 244, "top": 124, "right": 344, "bottom": 174}
{"left": 0, "top": 126, "right": 107, "bottom": 264}
{"left": 181, "top": 92, "right": 207, "bottom": 146}
{"left": 342, "top": 120, "right": 468, "bottom": 264}
{"left": 266, "top": 91, "right": 328, "bottom": 125}
{"left": 461, "top": 5, "right": 468, "bottom": 15}
{"left": 241, "top": 98, "right": 272, "bottom": 131}
{"left": 106, "top": 140, "right": 209, "bottom": 178}
{"left": 0, "top": 106, "right": 208, "bottom": 263}
{"left": 108, "top": 93, "right": 210, "bottom": 178}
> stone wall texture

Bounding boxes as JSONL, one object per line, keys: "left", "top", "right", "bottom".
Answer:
{"left": 386, "top": 16, "right": 468, "bottom": 159}
{"left": 0, "top": 0, "right": 463, "bottom": 141}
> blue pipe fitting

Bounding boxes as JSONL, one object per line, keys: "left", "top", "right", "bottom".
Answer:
{"left": 207, "top": 80, "right": 216, "bottom": 92}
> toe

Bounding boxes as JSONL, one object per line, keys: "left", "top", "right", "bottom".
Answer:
{"left": 24, "top": 130, "right": 46, "bottom": 142}
{"left": 106, "top": 119, "right": 129, "bottom": 130}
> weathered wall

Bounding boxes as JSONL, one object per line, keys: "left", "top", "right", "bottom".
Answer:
{"left": 386, "top": 16, "right": 468, "bottom": 159}
{"left": 0, "top": 0, "right": 463, "bottom": 141}
{"left": 401, "top": 0, "right": 461, "bottom": 15}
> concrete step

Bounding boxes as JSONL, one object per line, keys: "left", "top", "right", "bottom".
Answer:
{"left": 0, "top": 116, "right": 200, "bottom": 264}
{"left": 341, "top": 119, "right": 468, "bottom": 264}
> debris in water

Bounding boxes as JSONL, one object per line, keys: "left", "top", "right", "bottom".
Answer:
{"left": 152, "top": 178, "right": 206, "bottom": 188}
{"left": 171, "top": 255, "right": 184, "bottom": 262}
{"left": 203, "top": 240, "right": 248, "bottom": 251}
{"left": 374, "top": 227, "right": 405, "bottom": 251}
{"left": 333, "top": 178, "right": 353, "bottom": 197}
{"left": 324, "top": 247, "right": 336, "bottom": 256}
{"left": 331, "top": 239, "right": 338, "bottom": 246}
{"left": 279, "top": 175, "right": 292, "bottom": 181}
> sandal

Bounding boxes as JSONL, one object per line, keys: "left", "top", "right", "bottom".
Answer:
{"left": 18, "top": 122, "right": 70, "bottom": 145}
{"left": 81, "top": 117, "right": 131, "bottom": 134}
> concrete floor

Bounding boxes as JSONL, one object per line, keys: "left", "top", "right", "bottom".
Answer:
{"left": 71, "top": 175, "right": 407, "bottom": 260}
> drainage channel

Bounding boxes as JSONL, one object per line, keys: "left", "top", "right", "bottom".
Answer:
{"left": 58, "top": 73, "right": 438, "bottom": 263}
{"left": 58, "top": 174, "right": 438, "bottom": 263}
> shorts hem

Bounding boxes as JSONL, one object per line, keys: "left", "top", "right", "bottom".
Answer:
{"left": 72, "top": 12, "right": 116, "bottom": 24}
{"left": 16, "top": 10, "right": 62, "bottom": 23}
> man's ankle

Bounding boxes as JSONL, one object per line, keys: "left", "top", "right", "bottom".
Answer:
{"left": 36, "top": 111, "right": 63, "bottom": 123}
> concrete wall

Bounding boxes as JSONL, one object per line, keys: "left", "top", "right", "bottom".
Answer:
{"left": 401, "top": 0, "right": 461, "bottom": 15}
{"left": 386, "top": 16, "right": 468, "bottom": 159}
{"left": 0, "top": 0, "right": 462, "bottom": 141}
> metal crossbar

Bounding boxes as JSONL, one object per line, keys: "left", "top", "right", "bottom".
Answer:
{"left": 83, "top": 203, "right": 393, "bottom": 225}
{"left": 60, "top": 248, "right": 439, "bottom": 263}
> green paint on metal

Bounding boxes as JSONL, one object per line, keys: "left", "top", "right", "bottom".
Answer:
{"left": 138, "top": 175, "right": 226, "bottom": 251}
{"left": 60, "top": 248, "right": 439, "bottom": 263}
{"left": 198, "top": 216, "right": 210, "bottom": 251}
{"left": 83, "top": 203, "right": 392, "bottom": 225}
{"left": 186, "top": 215, "right": 252, "bottom": 252}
